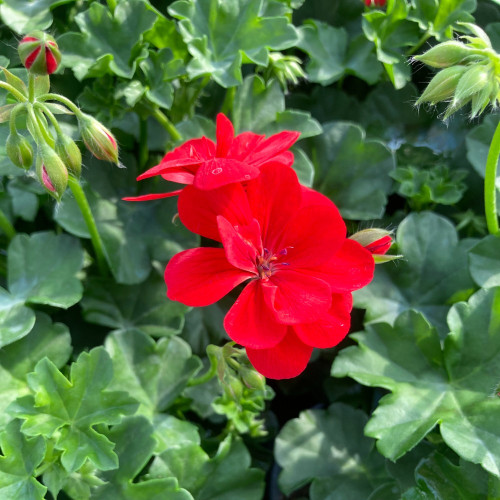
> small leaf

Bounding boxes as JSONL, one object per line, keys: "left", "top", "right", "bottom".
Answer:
{"left": 0, "top": 67, "right": 27, "bottom": 97}
{"left": 0, "top": 420, "right": 46, "bottom": 500}
{"left": 0, "top": 104, "right": 16, "bottom": 124}
{"left": 0, "top": 288, "right": 35, "bottom": 348}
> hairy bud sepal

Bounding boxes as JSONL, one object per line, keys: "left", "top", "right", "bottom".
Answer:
{"left": 79, "top": 115, "right": 118, "bottom": 164}
{"left": 36, "top": 143, "right": 68, "bottom": 200}
{"left": 55, "top": 134, "right": 82, "bottom": 178}
{"left": 6, "top": 131, "right": 33, "bottom": 170}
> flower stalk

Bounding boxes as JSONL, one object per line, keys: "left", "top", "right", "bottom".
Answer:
{"left": 0, "top": 208, "right": 15, "bottom": 240}
{"left": 484, "top": 120, "right": 500, "bottom": 235}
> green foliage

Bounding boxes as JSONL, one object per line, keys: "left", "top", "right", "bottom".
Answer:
{"left": 311, "top": 121, "right": 394, "bottom": 219}
{"left": 355, "top": 212, "right": 475, "bottom": 333}
{"left": 168, "top": 0, "right": 298, "bottom": 87}
{"left": 8, "top": 348, "right": 138, "bottom": 473}
{"left": 333, "top": 288, "right": 500, "bottom": 476}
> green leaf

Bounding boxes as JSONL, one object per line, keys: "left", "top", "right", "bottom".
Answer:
{"left": 81, "top": 274, "right": 188, "bottom": 337}
{"left": 355, "top": 212, "right": 475, "bottom": 334}
{"left": 8, "top": 347, "right": 138, "bottom": 473}
{"left": 0, "top": 288, "right": 35, "bottom": 348}
{"left": 297, "top": 20, "right": 382, "bottom": 86}
{"left": 140, "top": 48, "right": 186, "bottom": 110}
{"left": 0, "top": 420, "right": 46, "bottom": 500}
{"left": 58, "top": 0, "right": 157, "bottom": 80}
{"left": 169, "top": 0, "right": 298, "bottom": 87}
{"left": 8, "top": 231, "right": 83, "bottom": 308}
{"left": 311, "top": 121, "right": 394, "bottom": 219}
{"left": 153, "top": 415, "right": 200, "bottom": 455}
{"left": 275, "top": 403, "right": 387, "bottom": 497}
{"left": 0, "top": 312, "right": 72, "bottom": 430}
{"left": 93, "top": 416, "right": 193, "bottom": 500}
{"left": 333, "top": 288, "right": 500, "bottom": 476}
{"left": 402, "top": 452, "right": 498, "bottom": 499}
{"left": 150, "top": 435, "right": 265, "bottom": 500}
{"left": 0, "top": 0, "right": 75, "bottom": 34}
{"left": 7, "top": 177, "right": 43, "bottom": 222}
{"left": 104, "top": 330, "right": 202, "bottom": 418}
{"left": 469, "top": 235, "right": 500, "bottom": 288}
{"left": 55, "top": 158, "right": 196, "bottom": 284}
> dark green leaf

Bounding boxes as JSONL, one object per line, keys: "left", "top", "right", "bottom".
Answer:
{"left": 469, "top": 234, "right": 500, "bottom": 288}
{"left": 104, "top": 330, "right": 202, "bottom": 417}
{"left": 275, "top": 403, "right": 387, "bottom": 496}
{"left": 58, "top": 0, "right": 157, "bottom": 80}
{"left": 311, "top": 121, "right": 394, "bottom": 219}
{"left": 355, "top": 212, "right": 475, "bottom": 334}
{"left": 333, "top": 288, "right": 500, "bottom": 476}
{"left": 169, "top": 0, "right": 299, "bottom": 87}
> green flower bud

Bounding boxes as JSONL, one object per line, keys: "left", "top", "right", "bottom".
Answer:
{"left": 55, "top": 134, "right": 82, "bottom": 178}
{"left": 239, "top": 366, "right": 266, "bottom": 391}
{"left": 414, "top": 41, "right": 476, "bottom": 69}
{"left": 416, "top": 65, "right": 468, "bottom": 106}
{"left": 79, "top": 114, "right": 118, "bottom": 164}
{"left": 18, "top": 31, "right": 61, "bottom": 76}
{"left": 6, "top": 132, "right": 33, "bottom": 169}
{"left": 453, "top": 64, "right": 491, "bottom": 103}
{"left": 36, "top": 143, "right": 68, "bottom": 200}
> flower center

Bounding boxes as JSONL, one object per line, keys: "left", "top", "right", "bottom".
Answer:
{"left": 255, "top": 247, "right": 291, "bottom": 279}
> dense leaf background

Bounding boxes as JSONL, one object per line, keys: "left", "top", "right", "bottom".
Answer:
{"left": 0, "top": 0, "right": 500, "bottom": 499}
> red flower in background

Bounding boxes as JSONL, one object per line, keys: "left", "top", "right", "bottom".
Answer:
{"left": 165, "top": 165, "right": 374, "bottom": 379}
{"left": 364, "top": 0, "right": 386, "bottom": 6}
{"left": 124, "top": 113, "right": 300, "bottom": 202}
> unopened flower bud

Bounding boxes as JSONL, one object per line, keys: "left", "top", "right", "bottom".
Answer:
{"left": 6, "top": 132, "right": 33, "bottom": 169}
{"left": 18, "top": 31, "right": 61, "bottom": 76}
{"left": 416, "top": 65, "right": 468, "bottom": 106}
{"left": 240, "top": 366, "right": 266, "bottom": 391}
{"left": 36, "top": 143, "right": 68, "bottom": 200}
{"left": 414, "top": 41, "right": 476, "bottom": 69}
{"left": 79, "top": 115, "right": 118, "bottom": 164}
{"left": 55, "top": 134, "right": 82, "bottom": 178}
{"left": 350, "top": 229, "right": 401, "bottom": 264}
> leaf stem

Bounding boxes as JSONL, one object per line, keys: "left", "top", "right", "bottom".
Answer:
{"left": 484, "top": 119, "right": 500, "bottom": 235}
{"left": 406, "top": 33, "right": 431, "bottom": 56}
{"left": 0, "top": 81, "right": 27, "bottom": 102}
{"left": 67, "top": 177, "right": 109, "bottom": 275}
{"left": 152, "top": 108, "right": 182, "bottom": 142}
{"left": 0, "top": 208, "right": 15, "bottom": 240}
{"left": 35, "top": 102, "right": 63, "bottom": 135}
{"left": 187, "top": 350, "right": 218, "bottom": 387}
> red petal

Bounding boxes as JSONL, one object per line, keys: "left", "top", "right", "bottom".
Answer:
{"left": 365, "top": 235, "right": 392, "bottom": 255}
{"left": 294, "top": 293, "right": 352, "bottom": 348}
{"left": 137, "top": 158, "right": 202, "bottom": 181}
{"left": 312, "top": 239, "right": 375, "bottom": 292}
{"left": 245, "top": 164, "right": 302, "bottom": 250}
{"left": 300, "top": 185, "right": 336, "bottom": 209}
{"left": 260, "top": 150, "right": 294, "bottom": 168}
{"left": 193, "top": 158, "right": 260, "bottom": 190}
{"left": 215, "top": 113, "right": 234, "bottom": 157}
{"left": 162, "top": 137, "right": 215, "bottom": 163}
{"left": 25, "top": 46, "right": 41, "bottom": 69}
{"left": 247, "top": 131, "right": 300, "bottom": 166}
{"left": 269, "top": 270, "right": 332, "bottom": 324}
{"left": 160, "top": 171, "right": 195, "bottom": 184}
{"left": 21, "top": 37, "right": 39, "bottom": 43}
{"left": 122, "top": 190, "right": 183, "bottom": 201}
{"left": 178, "top": 184, "right": 253, "bottom": 241}
{"left": 164, "top": 248, "right": 252, "bottom": 306}
{"left": 224, "top": 280, "right": 287, "bottom": 349}
{"left": 45, "top": 47, "right": 58, "bottom": 74}
{"left": 276, "top": 204, "right": 346, "bottom": 269}
{"left": 227, "top": 131, "right": 265, "bottom": 161}
{"left": 217, "top": 216, "right": 260, "bottom": 273}
{"left": 246, "top": 329, "right": 313, "bottom": 379}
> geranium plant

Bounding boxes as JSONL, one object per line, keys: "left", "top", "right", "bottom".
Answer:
{"left": 0, "top": 0, "right": 499, "bottom": 499}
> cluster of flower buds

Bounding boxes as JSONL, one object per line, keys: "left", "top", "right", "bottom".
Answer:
{"left": 265, "top": 52, "right": 306, "bottom": 90}
{"left": 415, "top": 23, "right": 500, "bottom": 119}
{"left": 0, "top": 31, "right": 119, "bottom": 200}
{"left": 349, "top": 228, "right": 401, "bottom": 264}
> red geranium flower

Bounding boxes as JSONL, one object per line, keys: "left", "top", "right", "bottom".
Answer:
{"left": 124, "top": 113, "right": 300, "bottom": 202}
{"left": 165, "top": 164, "right": 374, "bottom": 379}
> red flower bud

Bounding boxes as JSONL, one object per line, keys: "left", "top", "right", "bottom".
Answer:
{"left": 78, "top": 115, "right": 118, "bottom": 164}
{"left": 18, "top": 31, "right": 61, "bottom": 76}
{"left": 349, "top": 228, "right": 401, "bottom": 263}
{"left": 36, "top": 143, "right": 68, "bottom": 200}
{"left": 365, "top": 0, "right": 386, "bottom": 6}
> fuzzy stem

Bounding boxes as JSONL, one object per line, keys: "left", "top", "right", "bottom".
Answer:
{"left": 28, "top": 73, "right": 35, "bottom": 102}
{"left": 484, "top": 119, "right": 500, "bottom": 235}
{"left": 0, "top": 81, "right": 27, "bottom": 102}
{"left": 187, "top": 350, "right": 218, "bottom": 387}
{"left": 406, "top": 33, "right": 431, "bottom": 56}
{"left": 67, "top": 177, "right": 109, "bottom": 275}
{"left": 0, "top": 208, "right": 15, "bottom": 240}
{"left": 152, "top": 108, "right": 182, "bottom": 142}
{"left": 35, "top": 102, "right": 63, "bottom": 135}
{"left": 38, "top": 93, "right": 82, "bottom": 117}
{"left": 27, "top": 105, "right": 55, "bottom": 147}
